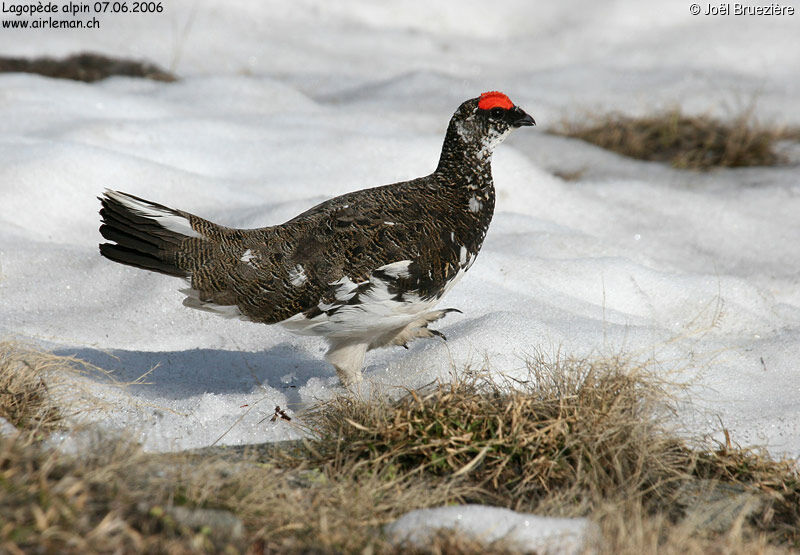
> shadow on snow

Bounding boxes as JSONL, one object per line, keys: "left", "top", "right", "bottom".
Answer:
{"left": 54, "top": 342, "right": 333, "bottom": 404}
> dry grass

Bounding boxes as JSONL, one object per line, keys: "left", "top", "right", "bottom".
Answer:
{"left": 553, "top": 108, "right": 798, "bottom": 170}
{"left": 0, "top": 428, "right": 465, "bottom": 553}
{"left": 187, "top": 451, "right": 468, "bottom": 553}
{"left": 1, "top": 342, "right": 799, "bottom": 553}
{"left": 0, "top": 342, "right": 63, "bottom": 435}
{"left": 0, "top": 52, "right": 176, "bottom": 82}
{"left": 301, "top": 355, "right": 684, "bottom": 512}
{"left": 299, "top": 354, "right": 800, "bottom": 551}
{"left": 0, "top": 341, "right": 115, "bottom": 440}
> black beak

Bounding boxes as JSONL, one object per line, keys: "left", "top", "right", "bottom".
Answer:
{"left": 510, "top": 106, "right": 536, "bottom": 127}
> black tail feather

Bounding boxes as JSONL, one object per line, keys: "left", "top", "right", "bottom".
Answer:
{"left": 99, "top": 224, "right": 162, "bottom": 258}
{"left": 98, "top": 191, "right": 191, "bottom": 278}
{"left": 99, "top": 197, "right": 185, "bottom": 246}
{"left": 99, "top": 242, "right": 186, "bottom": 277}
{"left": 99, "top": 205, "right": 177, "bottom": 249}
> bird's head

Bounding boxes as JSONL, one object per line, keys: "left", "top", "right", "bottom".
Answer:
{"left": 447, "top": 91, "right": 535, "bottom": 160}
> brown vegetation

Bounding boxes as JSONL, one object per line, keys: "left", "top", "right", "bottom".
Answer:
{"left": 553, "top": 109, "right": 798, "bottom": 170}
{"left": 1, "top": 342, "right": 798, "bottom": 553}
{"left": 0, "top": 52, "right": 176, "bottom": 82}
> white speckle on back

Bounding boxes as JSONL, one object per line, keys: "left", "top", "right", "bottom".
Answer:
{"left": 468, "top": 195, "right": 482, "bottom": 213}
{"left": 240, "top": 249, "right": 255, "bottom": 264}
{"left": 288, "top": 264, "right": 307, "bottom": 286}
{"left": 459, "top": 246, "right": 468, "bottom": 265}
{"left": 384, "top": 221, "right": 396, "bottom": 226}
{"left": 450, "top": 231, "right": 455, "bottom": 242}
{"left": 378, "top": 260, "right": 412, "bottom": 279}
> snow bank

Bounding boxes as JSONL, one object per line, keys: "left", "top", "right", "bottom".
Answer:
{"left": 385, "top": 504, "right": 591, "bottom": 554}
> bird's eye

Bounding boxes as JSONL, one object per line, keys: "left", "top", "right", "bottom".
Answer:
{"left": 489, "top": 107, "right": 505, "bottom": 119}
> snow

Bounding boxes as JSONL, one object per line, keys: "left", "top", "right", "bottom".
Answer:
{"left": 1, "top": 0, "right": 799, "bottom": 546}
{"left": 385, "top": 504, "right": 591, "bottom": 553}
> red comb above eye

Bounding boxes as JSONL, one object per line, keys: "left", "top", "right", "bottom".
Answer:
{"left": 478, "top": 91, "right": 514, "bottom": 111}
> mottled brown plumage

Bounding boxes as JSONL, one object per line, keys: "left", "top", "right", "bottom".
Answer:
{"left": 99, "top": 92, "right": 535, "bottom": 385}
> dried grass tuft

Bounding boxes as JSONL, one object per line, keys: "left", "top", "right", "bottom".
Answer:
{"left": 301, "top": 355, "right": 686, "bottom": 511}
{"left": 0, "top": 52, "right": 176, "bottom": 82}
{"left": 0, "top": 342, "right": 62, "bottom": 434}
{"left": 0, "top": 340, "right": 121, "bottom": 441}
{"left": 553, "top": 108, "right": 798, "bottom": 170}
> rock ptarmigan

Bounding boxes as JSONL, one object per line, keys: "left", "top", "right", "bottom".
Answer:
{"left": 98, "top": 91, "right": 535, "bottom": 386}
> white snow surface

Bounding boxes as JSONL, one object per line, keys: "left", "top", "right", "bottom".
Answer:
{"left": 1, "top": 1, "right": 799, "bottom": 464}
{"left": 385, "top": 505, "right": 590, "bottom": 553}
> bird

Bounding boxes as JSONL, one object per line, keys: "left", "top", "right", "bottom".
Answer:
{"left": 98, "top": 91, "right": 535, "bottom": 386}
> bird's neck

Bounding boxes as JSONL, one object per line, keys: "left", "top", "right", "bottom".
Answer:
{"left": 434, "top": 121, "right": 497, "bottom": 189}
